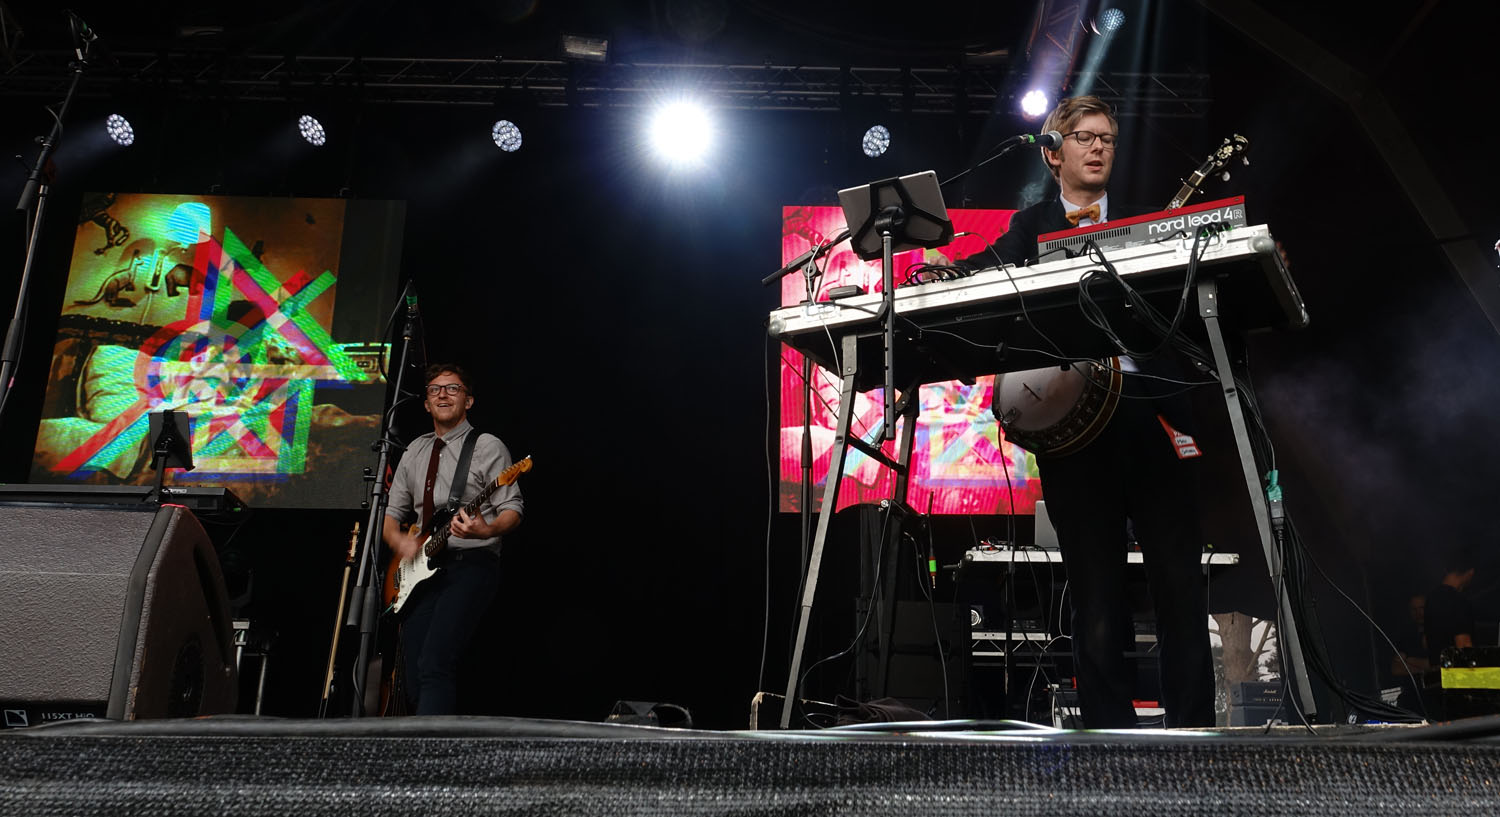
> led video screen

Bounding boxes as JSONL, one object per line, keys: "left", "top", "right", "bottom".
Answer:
{"left": 31, "top": 193, "right": 404, "bottom": 509}
{"left": 777, "top": 204, "right": 1045, "bottom": 515}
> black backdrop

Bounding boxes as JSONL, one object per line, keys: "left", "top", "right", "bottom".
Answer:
{"left": 3, "top": 2, "right": 1500, "bottom": 728}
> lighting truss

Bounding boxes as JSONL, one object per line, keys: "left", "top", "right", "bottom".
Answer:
{"left": 0, "top": 50, "right": 1213, "bottom": 118}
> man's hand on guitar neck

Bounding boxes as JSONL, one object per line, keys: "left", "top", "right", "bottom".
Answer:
{"left": 449, "top": 507, "right": 496, "bottom": 540}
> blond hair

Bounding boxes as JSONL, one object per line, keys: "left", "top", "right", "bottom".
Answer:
{"left": 1040, "top": 96, "right": 1118, "bottom": 178}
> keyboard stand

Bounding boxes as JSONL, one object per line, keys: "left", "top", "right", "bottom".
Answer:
{"left": 780, "top": 330, "right": 921, "bottom": 728}
{"left": 1197, "top": 276, "right": 1317, "bottom": 719}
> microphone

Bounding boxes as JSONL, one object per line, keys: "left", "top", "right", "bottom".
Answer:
{"left": 66, "top": 10, "right": 98, "bottom": 59}
{"left": 1023, "top": 131, "right": 1064, "bottom": 150}
{"left": 404, "top": 280, "right": 419, "bottom": 319}
{"left": 762, "top": 228, "right": 851, "bottom": 287}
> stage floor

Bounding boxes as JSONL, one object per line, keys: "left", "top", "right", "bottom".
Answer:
{"left": 5, "top": 715, "right": 1500, "bottom": 815}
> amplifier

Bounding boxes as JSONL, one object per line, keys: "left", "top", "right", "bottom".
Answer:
{"left": 1440, "top": 646, "right": 1500, "bottom": 690}
{"left": 1230, "top": 680, "right": 1284, "bottom": 707}
{"left": 1229, "top": 704, "right": 1285, "bottom": 727}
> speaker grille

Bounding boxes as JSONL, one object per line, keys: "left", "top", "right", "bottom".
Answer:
{"left": 0, "top": 506, "right": 158, "bottom": 703}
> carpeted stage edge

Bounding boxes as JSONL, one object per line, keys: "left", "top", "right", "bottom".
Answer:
{"left": 5, "top": 716, "right": 1500, "bottom": 815}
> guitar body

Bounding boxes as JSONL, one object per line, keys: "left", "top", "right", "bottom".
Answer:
{"left": 382, "top": 532, "right": 444, "bottom": 616}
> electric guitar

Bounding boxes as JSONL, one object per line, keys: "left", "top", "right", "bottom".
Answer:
{"left": 382, "top": 454, "right": 533, "bottom": 615}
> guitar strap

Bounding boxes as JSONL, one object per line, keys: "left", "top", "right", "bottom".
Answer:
{"left": 443, "top": 428, "right": 481, "bottom": 512}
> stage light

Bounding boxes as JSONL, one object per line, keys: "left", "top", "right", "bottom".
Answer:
{"left": 105, "top": 114, "right": 134, "bottom": 146}
{"left": 298, "top": 114, "right": 327, "bottom": 147}
{"left": 491, "top": 120, "right": 523, "bottom": 152}
{"left": 560, "top": 33, "right": 609, "bottom": 63}
{"left": 1020, "top": 90, "right": 1050, "bottom": 119}
{"left": 861, "top": 125, "right": 891, "bottom": 158}
{"left": 648, "top": 100, "right": 713, "bottom": 165}
{"left": 1098, "top": 8, "right": 1126, "bottom": 32}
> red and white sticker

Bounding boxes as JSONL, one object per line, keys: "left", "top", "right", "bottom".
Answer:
{"left": 1157, "top": 414, "right": 1202, "bottom": 459}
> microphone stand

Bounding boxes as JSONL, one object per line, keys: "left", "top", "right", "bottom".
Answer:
{"left": 0, "top": 42, "right": 89, "bottom": 428}
{"left": 344, "top": 289, "right": 421, "bottom": 717}
{"left": 937, "top": 135, "right": 1036, "bottom": 191}
{"left": 761, "top": 233, "right": 849, "bottom": 592}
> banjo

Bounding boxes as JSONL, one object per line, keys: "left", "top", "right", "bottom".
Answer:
{"left": 991, "top": 134, "right": 1249, "bottom": 455}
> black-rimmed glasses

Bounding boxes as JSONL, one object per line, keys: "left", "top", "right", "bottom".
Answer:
{"left": 1061, "top": 130, "right": 1117, "bottom": 148}
{"left": 425, "top": 383, "right": 467, "bottom": 397}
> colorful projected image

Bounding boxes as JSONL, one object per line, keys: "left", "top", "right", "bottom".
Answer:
{"left": 777, "top": 204, "right": 1045, "bottom": 516}
{"left": 31, "top": 193, "right": 399, "bottom": 509}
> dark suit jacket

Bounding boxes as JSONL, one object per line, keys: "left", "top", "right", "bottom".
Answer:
{"left": 979, "top": 198, "right": 1072, "bottom": 268}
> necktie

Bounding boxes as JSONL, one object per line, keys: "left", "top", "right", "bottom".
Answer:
{"left": 1064, "top": 203, "right": 1101, "bottom": 226}
{"left": 421, "top": 437, "right": 445, "bottom": 533}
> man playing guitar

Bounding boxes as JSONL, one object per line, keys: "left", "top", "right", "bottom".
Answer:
{"left": 382, "top": 363, "right": 524, "bottom": 715}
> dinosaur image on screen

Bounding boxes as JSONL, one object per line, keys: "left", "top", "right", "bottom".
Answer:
{"left": 31, "top": 193, "right": 402, "bottom": 509}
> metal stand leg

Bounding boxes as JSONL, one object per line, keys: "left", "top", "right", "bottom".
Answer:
{"left": 780, "top": 333, "right": 920, "bottom": 728}
{"left": 869, "top": 397, "right": 920, "bottom": 700}
{"left": 233, "top": 618, "right": 275, "bottom": 716}
{"left": 1197, "top": 278, "right": 1317, "bottom": 719}
{"left": 780, "top": 333, "right": 861, "bottom": 728}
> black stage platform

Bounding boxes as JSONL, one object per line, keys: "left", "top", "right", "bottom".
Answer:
{"left": 5, "top": 716, "right": 1500, "bottom": 815}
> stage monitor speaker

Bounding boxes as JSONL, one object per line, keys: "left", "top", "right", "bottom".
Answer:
{"left": 860, "top": 601, "right": 969, "bottom": 718}
{"left": 0, "top": 503, "right": 237, "bottom": 727}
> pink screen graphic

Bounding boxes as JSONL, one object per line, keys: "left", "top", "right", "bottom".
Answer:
{"left": 777, "top": 205, "right": 1044, "bottom": 515}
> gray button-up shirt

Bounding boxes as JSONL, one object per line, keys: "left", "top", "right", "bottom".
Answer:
{"left": 385, "top": 419, "right": 524, "bottom": 552}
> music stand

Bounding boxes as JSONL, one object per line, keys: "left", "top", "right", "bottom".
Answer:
{"left": 147, "top": 409, "right": 194, "bottom": 504}
{"left": 835, "top": 170, "right": 954, "bottom": 439}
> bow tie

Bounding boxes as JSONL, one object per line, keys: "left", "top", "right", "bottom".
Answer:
{"left": 1064, "top": 203, "right": 1101, "bottom": 225}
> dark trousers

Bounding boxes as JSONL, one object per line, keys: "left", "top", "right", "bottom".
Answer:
{"left": 400, "top": 548, "right": 501, "bottom": 715}
{"left": 1037, "top": 394, "right": 1215, "bottom": 729}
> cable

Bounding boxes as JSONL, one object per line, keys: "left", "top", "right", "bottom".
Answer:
{"left": 1074, "top": 227, "right": 1221, "bottom": 363}
{"left": 794, "top": 503, "right": 897, "bottom": 725}
{"left": 1280, "top": 511, "right": 1426, "bottom": 723}
{"left": 984, "top": 252, "right": 1069, "bottom": 359}
{"left": 914, "top": 518, "right": 952, "bottom": 719}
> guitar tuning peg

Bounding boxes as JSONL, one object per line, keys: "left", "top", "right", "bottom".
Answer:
{"left": 1220, "top": 171, "right": 1231, "bottom": 182}
{"left": 1241, "top": 156, "right": 1250, "bottom": 166}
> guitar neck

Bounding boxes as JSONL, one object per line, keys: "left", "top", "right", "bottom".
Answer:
{"left": 1169, "top": 134, "right": 1248, "bottom": 211}
{"left": 420, "top": 456, "right": 530, "bottom": 558}
{"left": 1168, "top": 167, "right": 1209, "bottom": 210}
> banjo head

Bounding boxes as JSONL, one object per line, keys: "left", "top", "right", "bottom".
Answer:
{"left": 992, "top": 359, "right": 1122, "bottom": 456}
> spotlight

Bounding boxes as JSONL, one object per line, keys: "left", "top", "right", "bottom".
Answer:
{"left": 1097, "top": 8, "right": 1126, "bottom": 32}
{"left": 560, "top": 33, "right": 609, "bottom": 63}
{"left": 648, "top": 100, "right": 713, "bottom": 165}
{"left": 105, "top": 114, "right": 134, "bottom": 146}
{"left": 491, "top": 120, "right": 523, "bottom": 152}
{"left": 861, "top": 125, "right": 891, "bottom": 158}
{"left": 298, "top": 114, "right": 327, "bottom": 147}
{"left": 1020, "top": 90, "right": 1050, "bottom": 119}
